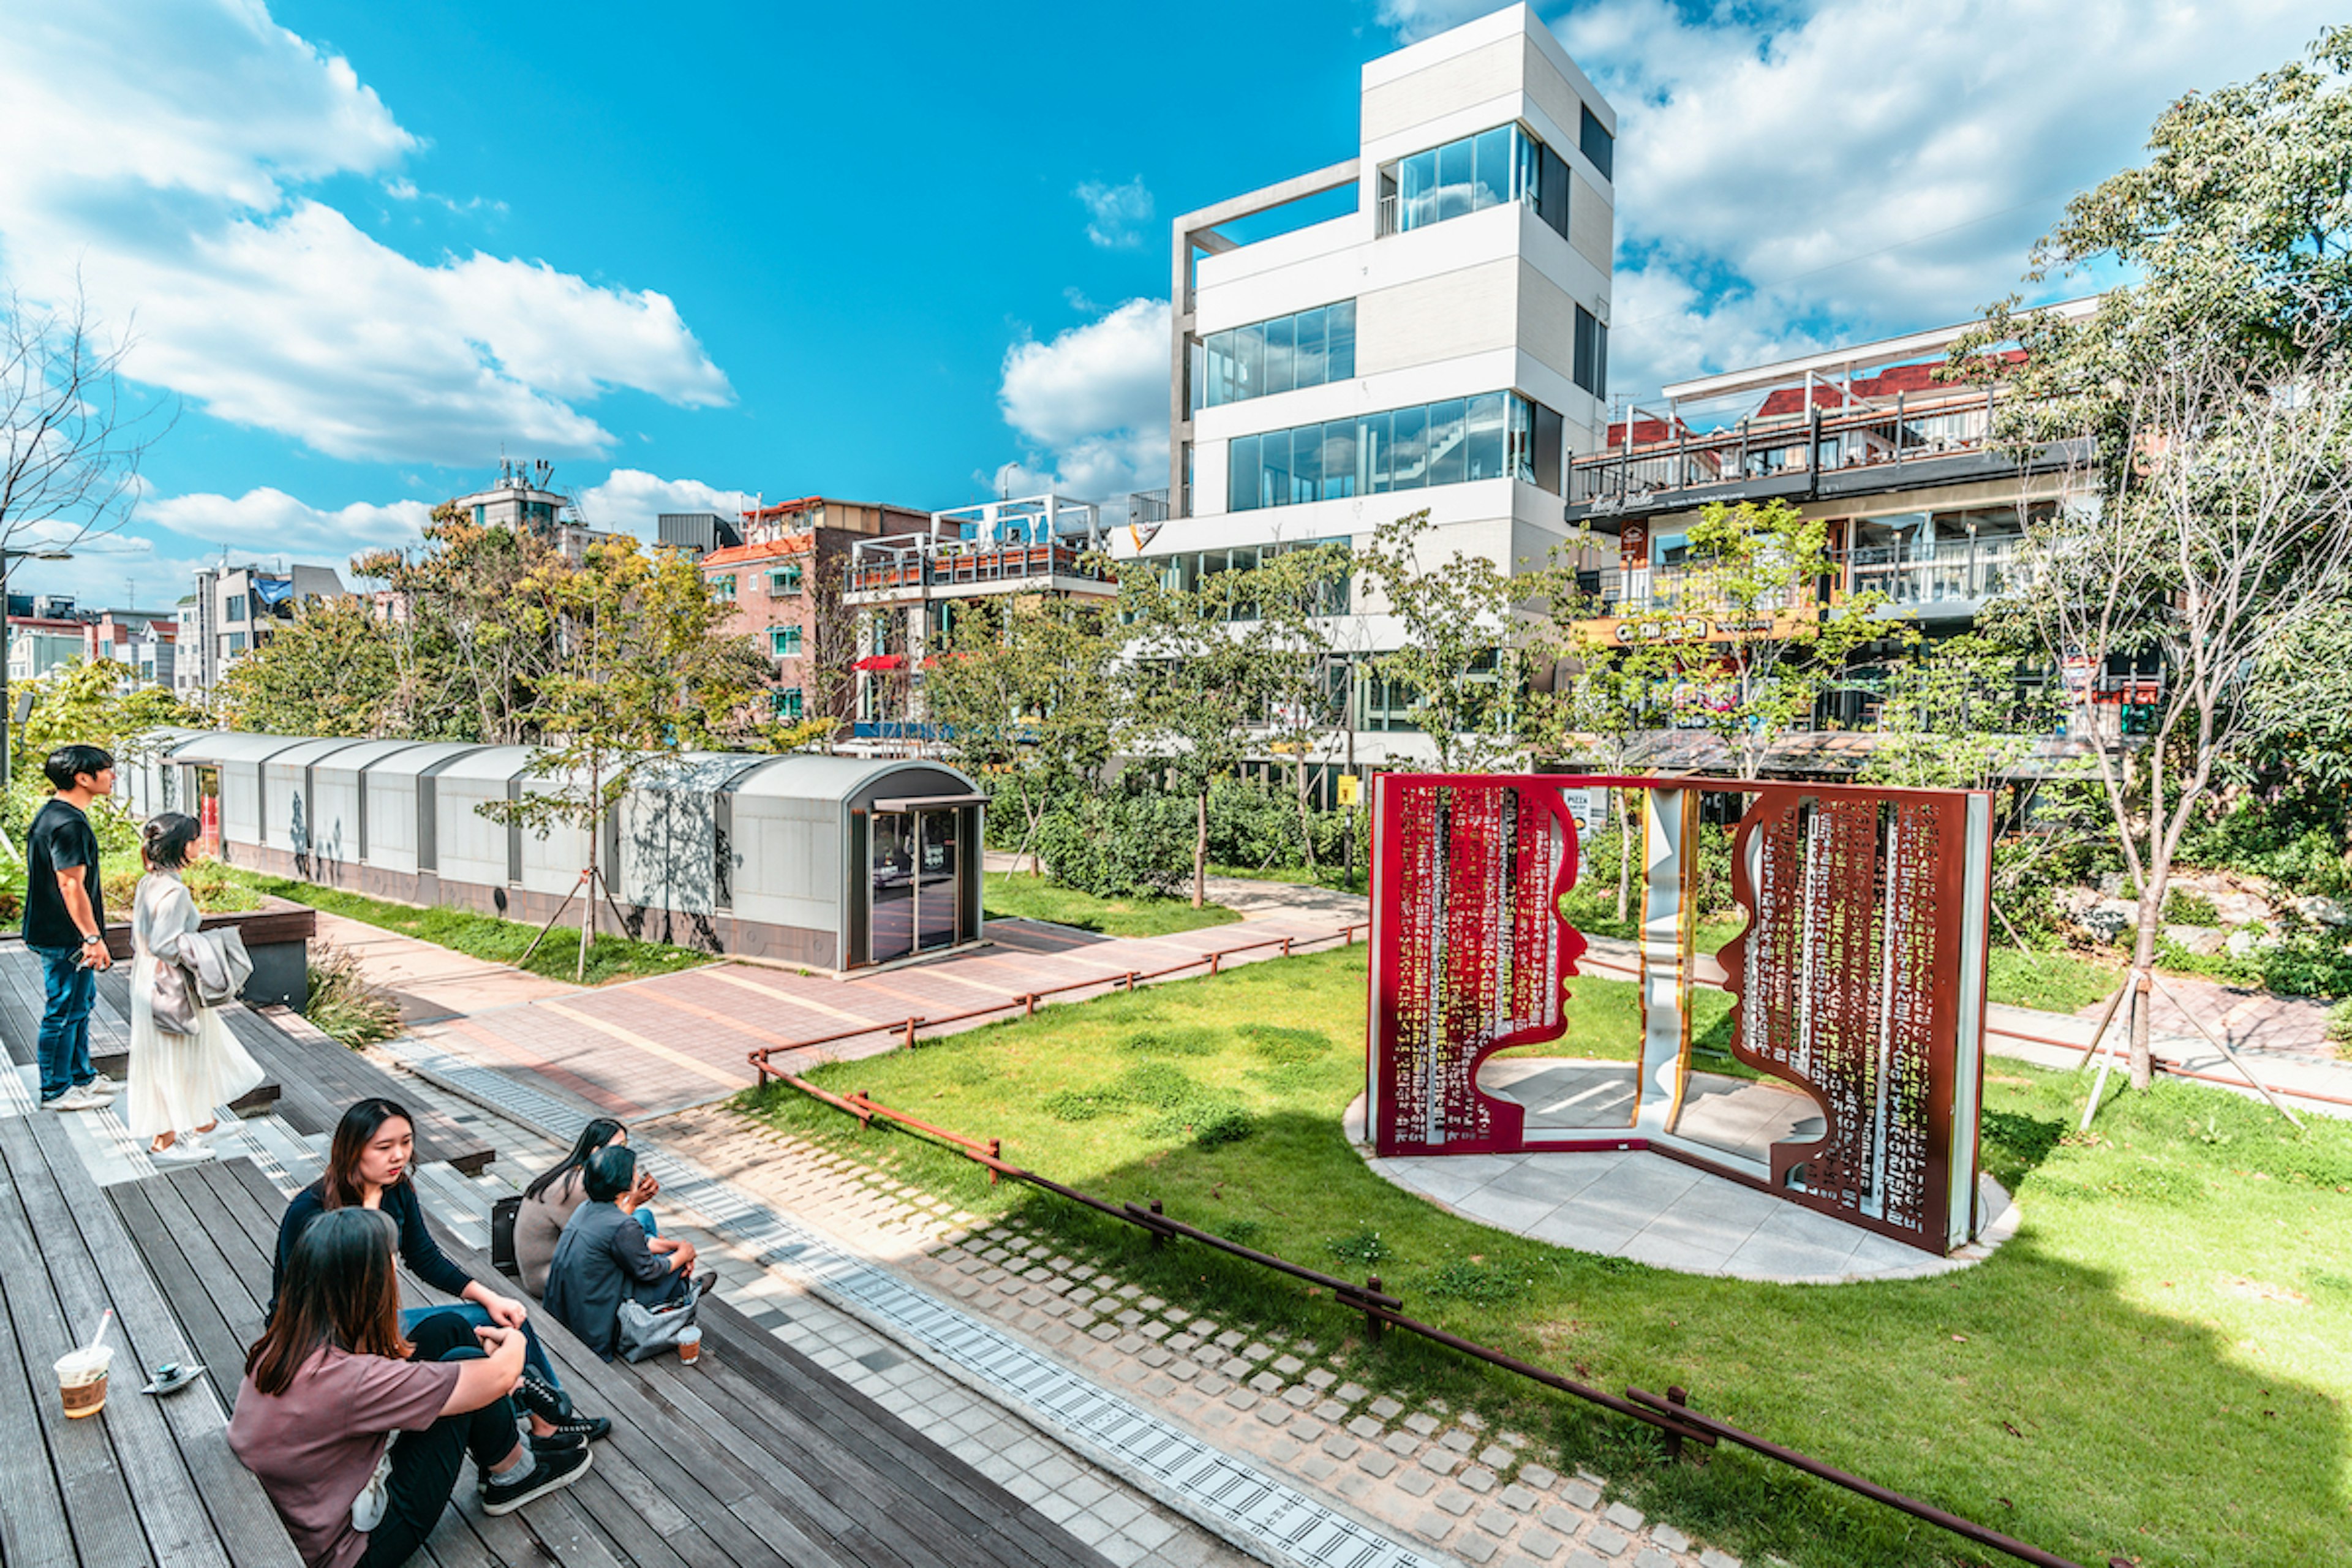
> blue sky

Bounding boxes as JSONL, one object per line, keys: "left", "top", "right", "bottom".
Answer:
{"left": 0, "top": 0, "right": 2337, "bottom": 607}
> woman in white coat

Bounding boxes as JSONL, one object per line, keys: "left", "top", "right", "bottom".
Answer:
{"left": 127, "top": 812, "right": 265, "bottom": 1166}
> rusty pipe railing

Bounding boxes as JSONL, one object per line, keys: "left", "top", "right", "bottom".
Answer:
{"left": 746, "top": 921, "right": 1371, "bottom": 1083}
{"left": 777, "top": 1076, "right": 2125, "bottom": 1568}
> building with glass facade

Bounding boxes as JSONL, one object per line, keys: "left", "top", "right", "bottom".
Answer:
{"left": 1143, "top": 4, "right": 1616, "bottom": 767}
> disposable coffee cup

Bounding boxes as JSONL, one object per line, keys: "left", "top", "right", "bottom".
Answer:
{"left": 56, "top": 1346, "right": 112, "bottom": 1419}
{"left": 676, "top": 1327, "right": 702, "bottom": 1365}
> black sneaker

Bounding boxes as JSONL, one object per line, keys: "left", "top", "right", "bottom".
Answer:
{"left": 535, "top": 1409, "right": 611, "bottom": 1446}
{"left": 512, "top": 1371, "right": 573, "bottom": 1423}
{"left": 482, "top": 1444, "right": 592, "bottom": 1515}
{"left": 528, "top": 1427, "right": 586, "bottom": 1455}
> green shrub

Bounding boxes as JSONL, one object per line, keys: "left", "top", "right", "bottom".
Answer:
{"left": 304, "top": 941, "right": 401, "bottom": 1049}
{"left": 1185, "top": 1104, "right": 1256, "bottom": 1147}
{"left": 2162, "top": 888, "right": 2221, "bottom": 926}
{"left": 2327, "top": 998, "right": 2352, "bottom": 1050}
{"left": 1032, "top": 790, "right": 1194, "bottom": 897}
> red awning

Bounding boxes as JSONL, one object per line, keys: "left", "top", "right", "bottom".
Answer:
{"left": 854, "top": 654, "right": 905, "bottom": 672}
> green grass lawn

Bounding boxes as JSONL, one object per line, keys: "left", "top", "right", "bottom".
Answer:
{"left": 983, "top": 870, "right": 1242, "bottom": 938}
{"left": 742, "top": 946, "right": 2352, "bottom": 1568}
{"left": 221, "top": 869, "right": 711, "bottom": 985}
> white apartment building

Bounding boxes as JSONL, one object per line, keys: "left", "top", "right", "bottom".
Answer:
{"left": 1139, "top": 5, "right": 1615, "bottom": 765}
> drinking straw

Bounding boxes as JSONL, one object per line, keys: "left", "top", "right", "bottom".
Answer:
{"left": 83, "top": 1307, "right": 113, "bottom": 1355}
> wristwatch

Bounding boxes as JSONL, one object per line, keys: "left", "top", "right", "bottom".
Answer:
{"left": 80, "top": 932, "right": 103, "bottom": 946}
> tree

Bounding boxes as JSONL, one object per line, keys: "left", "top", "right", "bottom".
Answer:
{"left": 478, "top": 541, "right": 775, "bottom": 978}
{"left": 1356, "top": 510, "right": 1558, "bottom": 772}
{"left": 4, "top": 658, "right": 199, "bottom": 858}
{"left": 1616, "top": 499, "right": 1905, "bottom": 779}
{"left": 1242, "top": 543, "right": 1355, "bottom": 872}
{"left": 2005, "top": 328, "right": 2352, "bottom": 1088}
{"left": 1522, "top": 628, "right": 1665, "bottom": 921}
{"left": 217, "top": 597, "right": 399, "bottom": 737}
{"left": 1860, "top": 632, "right": 2054, "bottom": 793}
{"left": 1120, "top": 560, "right": 1259, "bottom": 908}
{"left": 354, "top": 513, "right": 567, "bottom": 744}
{"left": 923, "top": 594, "right": 1118, "bottom": 874}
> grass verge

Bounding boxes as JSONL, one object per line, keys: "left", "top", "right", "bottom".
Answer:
{"left": 983, "top": 870, "right": 1242, "bottom": 938}
{"left": 741, "top": 945, "right": 2352, "bottom": 1568}
{"left": 221, "top": 869, "right": 710, "bottom": 985}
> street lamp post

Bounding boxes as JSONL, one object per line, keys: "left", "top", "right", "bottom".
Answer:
{"left": 1, "top": 546, "right": 77, "bottom": 805}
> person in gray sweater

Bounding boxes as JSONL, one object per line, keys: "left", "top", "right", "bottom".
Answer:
{"left": 543, "top": 1147, "right": 711, "bottom": 1360}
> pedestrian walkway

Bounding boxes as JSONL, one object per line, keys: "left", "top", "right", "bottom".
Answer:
{"left": 312, "top": 909, "right": 581, "bottom": 1022}
{"left": 414, "top": 911, "right": 1354, "bottom": 1122}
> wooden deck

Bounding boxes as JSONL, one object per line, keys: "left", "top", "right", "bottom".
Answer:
{"left": 0, "top": 1109, "right": 303, "bottom": 1568}
{"left": 0, "top": 939, "right": 491, "bottom": 1174}
{"left": 119, "top": 1152, "right": 1115, "bottom": 1568}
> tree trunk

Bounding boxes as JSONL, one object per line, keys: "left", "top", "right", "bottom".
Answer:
{"left": 1193, "top": 790, "right": 1208, "bottom": 910}
{"left": 2128, "top": 878, "right": 2165, "bottom": 1091}
{"left": 1294, "top": 756, "right": 1317, "bottom": 872}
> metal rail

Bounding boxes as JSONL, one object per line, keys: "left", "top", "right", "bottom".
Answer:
{"left": 778, "top": 1077, "right": 2123, "bottom": 1568}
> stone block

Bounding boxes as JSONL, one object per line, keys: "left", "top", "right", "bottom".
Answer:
{"left": 1336, "top": 1382, "right": 1371, "bottom": 1403}
{"left": 1397, "top": 1469, "right": 1436, "bottom": 1499}
{"left": 1500, "top": 1483, "right": 1539, "bottom": 1512}
{"left": 1441, "top": 1429, "right": 1476, "bottom": 1453}
{"left": 1404, "top": 1412, "right": 1441, "bottom": 1436}
{"left": 1348, "top": 1415, "right": 1384, "bottom": 1440}
{"left": 1322, "top": 1434, "right": 1361, "bottom": 1460}
{"left": 1273, "top": 1354, "right": 1306, "bottom": 1376}
{"left": 1369, "top": 1396, "right": 1404, "bottom": 1419}
{"left": 1585, "top": 1525, "right": 1630, "bottom": 1558}
{"left": 1651, "top": 1525, "right": 1690, "bottom": 1552}
{"left": 1604, "top": 1503, "right": 1645, "bottom": 1532}
{"left": 1459, "top": 1465, "right": 1495, "bottom": 1493}
{"left": 1418, "top": 1450, "right": 1460, "bottom": 1477}
{"left": 1519, "top": 1463, "right": 1558, "bottom": 1490}
{"left": 1434, "top": 1490, "right": 1475, "bottom": 1518}
{"left": 1357, "top": 1449, "right": 1398, "bottom": 1479}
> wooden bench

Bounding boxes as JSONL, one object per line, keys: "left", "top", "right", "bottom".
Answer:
{"left": 216, "top": 1003, "right": 494, "bottom": 1174}
{"left": 0, "top": 1110, "right": 302, "bottom": 1568}
{"left": 125, "top": 1146, "right": 1114, "bottom": 1568}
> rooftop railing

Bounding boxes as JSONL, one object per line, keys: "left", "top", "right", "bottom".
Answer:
{"left": 1577, "top": 532, "right": 2030, "bottom": 618}
{"left": 1572, "top": 389, "right": 2003, "bottom": 507}
{"left": 845, "top": 492, "right": 1116, "bottom": 597}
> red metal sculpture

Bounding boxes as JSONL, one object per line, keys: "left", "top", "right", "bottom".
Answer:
{"left": 1368, "top": 774, "right": 1993, "bottom": 1255}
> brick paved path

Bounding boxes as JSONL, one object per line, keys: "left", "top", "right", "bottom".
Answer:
{"left": 417, "top": 913, "right": 1356, "bottom": 1121}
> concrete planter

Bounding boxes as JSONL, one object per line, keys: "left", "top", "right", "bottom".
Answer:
{"left": 97, "top": 895, "right": 318, "bottom": 1010}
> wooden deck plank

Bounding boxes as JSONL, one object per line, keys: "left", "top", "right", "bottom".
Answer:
{"left": 0, "top": 1121, "right": 160, "bottom": 1568}
{"left": 30, "top": 1120, "right": 302, "bottom": 1568}
{"left": 221, "top": 1005, "right": 493, "bottom": 1172}
{"left": 104, "top": 1181, "right": 255, "bottom": 1417}
{"left": 0, "top": 1137, "right": 80, "bottom": 1568}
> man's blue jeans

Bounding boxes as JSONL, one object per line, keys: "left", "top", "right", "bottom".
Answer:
{"left": 31, "top": 945, "right": 97, "bottom": 1104}
{"left": 399, "top": 1303, "right": 562, "bottom": 1392}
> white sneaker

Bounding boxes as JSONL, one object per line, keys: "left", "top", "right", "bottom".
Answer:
{"left": 85, "top": 1074, "right": 121, "bottom": 1096}
{"left": 151, "top": 1142, "right": 215, "bottom": 1166}
{"left": 42, "top": 1088, "right": 104, "bottom": 1112}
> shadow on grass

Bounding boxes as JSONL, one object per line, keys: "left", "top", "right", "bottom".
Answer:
{"left": 742, "top": 1077, "right": 2346, "bottom": 1568}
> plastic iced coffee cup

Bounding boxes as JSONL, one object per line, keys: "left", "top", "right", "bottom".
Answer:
{"left": 676, "top": 1327, "right": 702, "bottom": 1365}
{"left": 56, "top": 1346, "right": 111, "bottom": 1419}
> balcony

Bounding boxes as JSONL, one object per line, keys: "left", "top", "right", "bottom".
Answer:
{"left": 1576, "top": 533, "right": 2028, "bottom": 625}
{"left": 845, "top": 494, "right": 1116, "bottom": 601}
{"left": 1566, "top": 390, "right": 2080, "bottom": 523}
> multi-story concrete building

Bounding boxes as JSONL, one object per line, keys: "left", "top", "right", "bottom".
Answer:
{"left": 1561, "top": 304, "right": 2135, "bottom": 769}
{"left": 655, "top": 511, "right": 744, "bottom": 560}
{"left": 6, "top": 616, "right": 90, "bottom": 684}
{"left": 1138, "top": 4, "right": 1616, "bottom": 770}
{"left": 178, "top": 562, "right": 348, "bottom": 701}
{"left": 843, "top": 494, "right": 1115, "bottom": 745}
{"left": 83, "top": 610, "right": 176, "bottom": 690}
{"left": 443, "top": 459, "right": 628, "bottom": 564}
{"left": 701, "top": 496, "right": 932, "bottom": 727}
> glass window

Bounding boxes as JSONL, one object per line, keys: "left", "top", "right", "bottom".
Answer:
{"left": 1539, "top": 142, "right": 1570, "bottom": 241}
{"left": 1580, "top": 104, "right": 1615, "bottom": 182}
{"left": 773, "top": 688, "right": 803, "bottom": 720}
{"left": 1291, "top": 426, "right": 1321, "bottom": 503}
{"left": 1391, "top": 405, "right": 1429, "bottom": 491}
{"left": 1260, "top": 427, "right": 1292, "bottom": 510}
{"left": 1473, "top": 126, "right": 1512, "bottom": 210}
{"left": 1465, "top": 393, "right": 1506, "bottom": 481}
{"left": 1436, "top": 137, "right": 1474, "bottom": 222}
{"left": 1205, "top": 330, "right": 1234, "bottom": 408}
{"left": 1534, "top": 399, "right": 1564, "bottom": 494}
{"left": 1401, "top": 148, "right": 1437, "bottom": 229}
{"left": 1235, "top": 321, "right": 1265, "bottom": 401}
{"left": 1321, "top": 421, "right": 1357, "bottom": 500}
{"left": 1428, "top": 399, "right": 1468, "bottom": 487}
{"left": 1574, "top": 306, "right": 1599, "bottom": 394}
{"left": 714, "top": 574, "right": 737, "bottom": 600}
{"left": 1326, "top": 300, "right": 1355, "bottom": 381}
{"left": 1229, "top": 434, "right": 1261, "bottom": 513}
{"left": 1359, "top": 409, "right": 1391, "bottom": 492}
{"left": 1262, "top": 314, "right": 1295, "bottom": 397}
{"left": 1293, "top": 307, "right": 1325, "bottom": 390}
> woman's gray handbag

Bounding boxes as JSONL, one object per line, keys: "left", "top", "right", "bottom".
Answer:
{"left": 615, "top": 1279, "right": 704, "bottom": 1363}
{"left": 148, "top": 925, "right": 254, "bottom": 1035}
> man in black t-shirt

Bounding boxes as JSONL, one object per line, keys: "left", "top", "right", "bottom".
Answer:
{"left": 24, "top": 744, "right": 118, "bottom": 1110}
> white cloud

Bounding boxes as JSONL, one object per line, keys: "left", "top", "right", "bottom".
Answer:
{"left": 0, "top": 0, "right": 730, "bottom": 466}
{"left": 571, "top": 469, "right": 753, "bottom": 542}
{"left": 1547, "top": 0, "right": 2335, "bottom": 401}
{"left": 1075, "top": 177, "right": 1156, "bottom": 251}
{"left": 994, "top": 299, "right": 1170, "bottom": 501}
{"left": 140, "top": 486, "right": 429, "bottom": 567}
{"left": 1378, "top": 0, "right": 1515, "bottom": 44}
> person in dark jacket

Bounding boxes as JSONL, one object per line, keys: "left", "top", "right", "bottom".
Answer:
{"left": 543, "top": 1147, "right": 711, "bottom": 1361}
{"left": 272, "top": 1098, "right": 610, "bottom": 1448}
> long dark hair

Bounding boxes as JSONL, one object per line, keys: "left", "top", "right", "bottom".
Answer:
{"left": 321, "top": 1098, "right": 415, "bottom": 1211}
{"left": 525, "top": 1117, "right": 628, "bottom": 1202}
{"left": 245, "top": 1208, "right": 410, "bottom": 1395}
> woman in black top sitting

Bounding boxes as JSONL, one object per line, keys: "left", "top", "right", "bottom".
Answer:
{"left": 271, "top": 1098, "right": 609, "bottom": 1447}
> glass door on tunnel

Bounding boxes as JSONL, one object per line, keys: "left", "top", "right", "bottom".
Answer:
{"left": 914, "top": 809, "right": 962, "bottom": 952}
{"left": 869, "top": 810, "right": 917, "bottom": 964}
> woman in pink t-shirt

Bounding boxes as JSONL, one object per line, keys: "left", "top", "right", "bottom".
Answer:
{"left": 228, "top": 1207, "right": 592, "bottom": 1568}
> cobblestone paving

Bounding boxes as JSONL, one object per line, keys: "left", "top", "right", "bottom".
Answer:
{"left": 657, "top": 1104, "right": 1742, "bottom": 1568}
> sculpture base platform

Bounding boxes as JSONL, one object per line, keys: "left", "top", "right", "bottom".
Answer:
{"left": 1345, "top": 1067, "right": 2018, "bottom": 1284}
